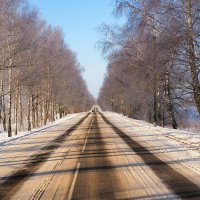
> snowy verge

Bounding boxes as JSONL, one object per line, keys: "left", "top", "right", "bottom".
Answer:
{"left": 105, "top": 112, "right": 200, "bottom": 151}
{"left": 0, "top": 113, "right": 84, "bottom": 147}
{"left": 104, "top": 111, "right": 200, "bottom": 175}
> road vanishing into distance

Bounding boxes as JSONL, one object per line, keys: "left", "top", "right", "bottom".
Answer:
{"left": 0, "top": 107, "right": 200, "bottom": 200}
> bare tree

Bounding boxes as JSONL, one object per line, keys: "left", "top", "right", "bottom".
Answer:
{"left": 98, "top": 0, "right": 200, "bottom": 128}
{"left": 0, "top": 0, "right": 94, "bottom": 137}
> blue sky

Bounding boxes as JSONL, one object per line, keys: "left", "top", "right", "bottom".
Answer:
{"left": 29, "top": 0, "right": 118, "bottom": 98}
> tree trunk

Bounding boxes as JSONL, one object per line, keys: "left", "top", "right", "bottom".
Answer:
{"left": 0, "top": 79, "right": 3, "bottom": 124}
{"left": 40, "top": 100, "right": 43, "bottom": 126}
{"left": 44, "top": 100, "right": 48, "bottom": 125}
{"left": 3, "top": 108, "right": 7, "bottom": 131}
{"left": 156, "top": 85, "right": 162, "bottom": 126}
{"left": 52, "top": 99, "right": 55, "bottom": 121}
{"left": 165, "top": 69, "right": 178, "bottom": 129}
{"left": 27, "top": 96, "right": 32, "bottom": 131}
{"left": 19, "top": 92, "right": 23, "bottom": 130}
{"left": 32, "top": 94, "right": 36, "bottom": 128}
{"left": 8, "top": 64, "right": 12, "bottom": 137}
{"left": 15, "top": 85, "right": 19, "bottom": 135}
{"left": 2, "top": 83, "right": 7, "bottom": 131}
{"left": 1, "top": 42, "right": 6, "bottom": 131}
{"left": 186, "top": 0, "right": 200, "bottom": 114}
{"left": 153, "top": 81, "right": 158, "bottom": 125}
{"left": 36, "top": 93, "right": 39, "bottom": 127}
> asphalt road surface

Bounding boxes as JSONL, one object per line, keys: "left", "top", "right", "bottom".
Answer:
{"left": 0, "top": 109, "right": 200, "bottom": 200}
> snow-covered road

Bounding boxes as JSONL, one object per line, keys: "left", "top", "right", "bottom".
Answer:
{"left": 0, "top": 110, "right": 199, "bottom": 199}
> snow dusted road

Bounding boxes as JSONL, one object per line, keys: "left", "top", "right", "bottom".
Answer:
{"left": 0, "top": 109, "right": 200, "bottom": 199}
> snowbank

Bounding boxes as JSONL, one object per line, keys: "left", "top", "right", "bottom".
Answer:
{"left": 0, "top": 113, "right": 82, "bottom": 147}
{"left": 104, "top": 111, "right": 200, "bottom": 175}
{"left": 105, "top": 112, "right": 200, "bottom": 151}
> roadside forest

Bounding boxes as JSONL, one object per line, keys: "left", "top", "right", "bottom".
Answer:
{"left": 98, "top": 0, "right": 200, "bottom": 128}
{"left": 0, "top": 0, "right": 94, "bottom": 137}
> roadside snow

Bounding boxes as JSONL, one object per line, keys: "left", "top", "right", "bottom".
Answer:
{"left": 104, "top": 111, "right": 200, "bottom": 175}
{"left": 0, "top": 113, "right": 82, "bottom": 147}
{"left": 105, "top": 112, "right": 200, "bottom": 151}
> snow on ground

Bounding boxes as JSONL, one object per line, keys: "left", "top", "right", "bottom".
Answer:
{"left": 105, "top": 111, "right": 200, "bottom": 151}
{"left": 104, "top": 111, "right": 200, "bottom": 174}
{"left": 0, "top": 113, "right": 83, "bottom": 147}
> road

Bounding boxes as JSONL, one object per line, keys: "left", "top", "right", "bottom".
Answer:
{"left": 0, "top": 109, "right": 200, "bottom": 200}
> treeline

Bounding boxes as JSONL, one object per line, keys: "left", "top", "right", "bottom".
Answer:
{"left": 0, "top": 0, "right": 94, "bottom": 137}
{"left": 98, "top": 0, "right": 200, "bottom": 128}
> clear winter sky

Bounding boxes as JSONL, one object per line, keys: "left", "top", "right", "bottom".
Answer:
{"left": 29, "top": 0, "right": 118, "bottom": 98}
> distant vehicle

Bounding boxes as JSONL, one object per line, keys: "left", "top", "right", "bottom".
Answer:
{"left": 91, "top": 106, "right": 99, "bottom": 113}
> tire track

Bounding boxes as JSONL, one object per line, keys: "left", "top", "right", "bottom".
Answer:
{"left": 0, "top": 113, "right": 90, "bottom": 200}
{"left": 70, "top": 112, "right": 118, "bottom": 200}
{"left": 100, "top": 112, "right": 200, "bottom": 199}
{"left": 31, "top": 114, "right": 94, "bottom": 200}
